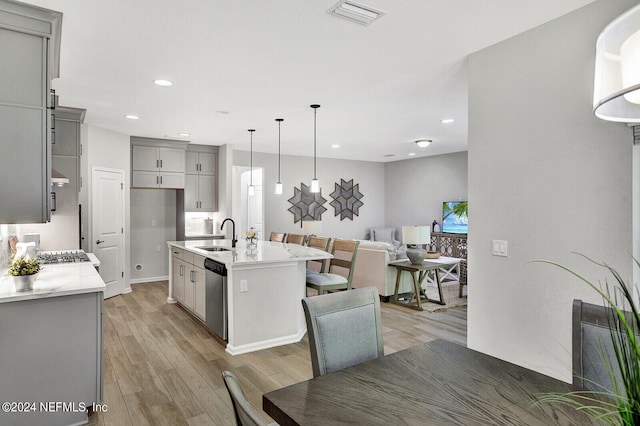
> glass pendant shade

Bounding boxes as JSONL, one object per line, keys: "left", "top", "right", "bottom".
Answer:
{"left": 310, "top": 178, "right": 320, "bottom": 193}
{"left": 593, "top": 4, "right": 640, "bottom": 122}
{"left": 274, "top": 182, "right": 283, "bottom": 195}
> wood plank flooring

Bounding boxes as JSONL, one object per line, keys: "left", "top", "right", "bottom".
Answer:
{"left": 88, "top": 281, "right": 467, "bottom": 425}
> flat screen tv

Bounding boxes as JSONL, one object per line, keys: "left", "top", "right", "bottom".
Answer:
{"left": 442, "top": 201, "right": 468, "bottom": 234}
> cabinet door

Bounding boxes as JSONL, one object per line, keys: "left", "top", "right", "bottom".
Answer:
{"left": 52, "top": 119, "right": 78, "bottom": 156}
{"left": 159, "top": 147, "right": 185, "bottom": 173}
{"left": 198, "top": 152, "right": 217, "bottom": 175}
{"left": 132, "top": 146, "right": 159, "bottom": 171}
{"left": 159, "top": 172, "right": 185, "bottom": 189}
{"left": 198, "top": 174, "right": 217, "bottom": 211}
{"left": 185, "top": 151, "right": 199, "bottom": 174}
{"left": 132, "top": 170, "right": 159, "bottom": 188}
{"left": 193, "top": 265, "right": 206, "bottom": 320}
{"left": 0, "top": 28, "right": 43, "bottom": 106}
{"left": 172, "top": 258, "right": 186, "bottom": 303}
{"left": 184, "top": 174, "right": 198, "bottom": 211}
{"left": 184, "top": 267, "right": 195, "bottom": 310}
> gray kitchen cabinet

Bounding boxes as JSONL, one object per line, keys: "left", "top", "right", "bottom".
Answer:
{"left": 170, "top": 248, "right": 206, "bottom": 321}
{"left": 186, "top": 151, "right": 217, "bottom": 174}
{"left": 131, "top": 137, "right": 188, "bottom": 189}
{"left": 0, "top": 291, "right": 103, "bottom": 426}
{"left": 0, "top": 1, "right": 62, "bottom": 223}
{"left": 192, "top": 264, "right": 206, "bottom": 320}
{"left": 172, "top": 256, "right": 186, "bottom": 304}
{"left": 185, "top": 145, "right": 218, "bottom": 212}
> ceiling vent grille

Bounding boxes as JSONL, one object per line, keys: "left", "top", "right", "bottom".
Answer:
{"left": 327, "top": 1, "right": 384, "bottom": 26}
{"left": 634, "top": 125, "right": 640, "bottom": 145}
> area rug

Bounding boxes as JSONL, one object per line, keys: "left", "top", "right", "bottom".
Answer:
{"left": 421, "top": 281, "right": 467, "bottom": 312}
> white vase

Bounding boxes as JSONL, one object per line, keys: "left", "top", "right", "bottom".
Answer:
{"left": 12, "top": 274, "right": 37, "bottom": 292}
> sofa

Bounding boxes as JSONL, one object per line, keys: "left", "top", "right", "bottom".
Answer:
{"left": 350, "top": 240, "right": 414, "bottom": 299}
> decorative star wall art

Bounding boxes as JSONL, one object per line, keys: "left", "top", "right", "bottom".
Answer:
{"left": 288, "top": 182, "right": 327, "bottom": 223}
{"left": 329, "top": 178, "right": 364, "bottom": 221}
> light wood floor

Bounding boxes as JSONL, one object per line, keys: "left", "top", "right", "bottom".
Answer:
{"left": 88, "top": 281, "right": 467, "bottom": 425}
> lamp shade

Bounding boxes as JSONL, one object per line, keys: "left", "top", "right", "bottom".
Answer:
{"left": 593, "top": 4, "right": 640, "bottom": 122}
{"left": 302, "top": 220, "right": 322, "bottom": 236}
{"left": 402, "top": 226, "right": 430, "bottom": 245}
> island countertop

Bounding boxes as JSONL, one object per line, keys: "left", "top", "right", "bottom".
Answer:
{"left": 0, "top": 262, "right": 106, "bottom": 303}
{"left": 168, "top": 239, "right": 332, "bottom": 267}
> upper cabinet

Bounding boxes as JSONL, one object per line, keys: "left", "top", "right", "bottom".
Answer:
{"left": 0, "top": 0, "right": 62, "bottom": 223}
{"left": 131, "top": 137, "right": 189, "bottom": 189}
{"left": 185, "top": 145, "right": 218, "bottom": 212}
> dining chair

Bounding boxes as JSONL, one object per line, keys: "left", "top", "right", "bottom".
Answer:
{"left": 269, "top": 232, "right": 286, "bottom": 242}
{"left": 305, "top": 236, "right": 332, "bottom": 273}
{"left": 285, "top": 233, "right": 306, "bottom": 245}
{"left": 572, "top": 299, "right": 625, "bottom": 395}
{"left": 302, "top": 286, "right": 384, "bottom": 377}
{"left": 222, "top": 371, "right": 279, "bottom": 426}
{"left": 306, "top": 239, "right": 359, "bottom": 296}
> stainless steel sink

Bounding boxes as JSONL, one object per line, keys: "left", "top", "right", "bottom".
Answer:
{"left": 196, "top": 246, "right": 230, "bottom": 252}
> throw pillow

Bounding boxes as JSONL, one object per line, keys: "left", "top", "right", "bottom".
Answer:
{"left": 372, "top": 228, "right": 394, "bottom": 244}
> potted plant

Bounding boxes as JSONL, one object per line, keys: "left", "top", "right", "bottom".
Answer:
{"left": 535, "top": 255, "right": 640, "bottom": 425}
{"left": 8, "top": 255, "right": 41, "bottom": 292}
{"left": 246, "top": 228, "right": 258, "bottom": 246}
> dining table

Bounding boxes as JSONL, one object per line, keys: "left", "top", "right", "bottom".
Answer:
{"left": 263, "top": 339, "right": 605, "bottom": 425}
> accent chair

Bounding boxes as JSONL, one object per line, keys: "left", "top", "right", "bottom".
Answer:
{"left": 269, "top": 232, "right": 285, "bottom": 242}
{"left": 302, "top": 286, "right": 384, "bottom": 377}
{"left": 285, "top": 233, "right": 306, "bottom": 245}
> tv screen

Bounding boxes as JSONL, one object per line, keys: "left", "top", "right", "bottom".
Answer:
{"left": 442, "top": 201, "right": 468, "bottom": 234}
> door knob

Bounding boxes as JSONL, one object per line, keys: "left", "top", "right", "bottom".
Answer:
{"left": 96, "top": 240, "right": 105, "bottom": 244}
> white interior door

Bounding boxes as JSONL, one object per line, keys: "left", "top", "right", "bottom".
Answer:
{"left": 91, "top": 167, "right": 125, "bottom": 299}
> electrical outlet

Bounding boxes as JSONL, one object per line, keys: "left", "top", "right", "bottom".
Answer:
{"left": 151, "top": 219, "right": 156, "bottom": 227}
{"left": 240, "top": 279, "right": 248, "bottom": 292}
{"left": 492, "top": 240, "right": 508, "bottom": 257}
{"left": 156, "top": 245, "right": 161, "bottom": 252}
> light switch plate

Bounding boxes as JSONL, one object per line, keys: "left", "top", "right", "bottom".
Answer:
{"left": 240, "top": 279, "right": 248, "bottom": 292}
{"left": 492, "top": 240, "right": 508, "bottom": 257}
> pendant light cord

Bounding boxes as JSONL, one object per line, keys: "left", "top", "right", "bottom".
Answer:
{"left": 277, "top": 119, "right": 282, "bottom": 182}
{"left": 313, "top": 108, "right": 317, "bottom": 179}
{"left": 248, "top": 129, "right": 255, "bottom": 186}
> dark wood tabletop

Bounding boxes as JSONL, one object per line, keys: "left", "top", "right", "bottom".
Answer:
{"left": 263, "top": 339, "right": 604, "bottom": 425}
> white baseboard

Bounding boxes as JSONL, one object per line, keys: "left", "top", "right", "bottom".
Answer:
{"left": 225, "top": 328, "right": 307, "bottom": 355}
{"left": 130, "top": 275, "right": 169, "bottom": 285}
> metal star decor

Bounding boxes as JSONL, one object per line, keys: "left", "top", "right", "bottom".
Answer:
{"left": 288, "top": 182, "right": 327, "bottom": 223}
{"left": 329, "top": 178, "right": 364, "bottom": 221}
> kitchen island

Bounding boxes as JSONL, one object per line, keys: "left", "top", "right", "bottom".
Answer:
{"left": 167, "top": 239, "right": 332, "bottom": 355}
{"left": 0, "top": 262, "right": 105, "bottom": 426}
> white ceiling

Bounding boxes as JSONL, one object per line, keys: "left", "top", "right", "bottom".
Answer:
{"left": 26, "top": 0, "right": 596, "bottom": 162}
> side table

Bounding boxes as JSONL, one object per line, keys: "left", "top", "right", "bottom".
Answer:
{"left": 389, "top": 260, "right": 455, "bottom": 311}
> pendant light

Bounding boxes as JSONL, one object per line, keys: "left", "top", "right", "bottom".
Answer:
{"left": 248, "top": 129, "right": 255, "bottom": 197}
{"left": 310, "top": 104, "right": 320, "bottom": 193}
{"left": 275, "top": 118, "right": 284, "bottom": 195}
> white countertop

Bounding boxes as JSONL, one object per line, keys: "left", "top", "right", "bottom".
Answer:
{"left": 0, "top": 262, "right": 106, "bottom": 303}
{"left": 168, "top": 239, "right": 332, "bottom": 267}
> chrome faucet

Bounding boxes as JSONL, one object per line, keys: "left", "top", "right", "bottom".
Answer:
{"left": 221, "top": 218, "right": 238, "bottom": 248}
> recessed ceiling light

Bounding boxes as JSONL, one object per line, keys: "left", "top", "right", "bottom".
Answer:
{"left": 178, "top": 133, "right": 191, "bottom": 137}
{"left": 153, "top": 79, "right": 173, "bottom": 87}
{"left": 125, "top": 114, "right": 140, "bottom": 120}
{"left": 441, "top": 119, "right": 454, "bottom": 124}
{"left": 215, "top": 110, "right": 230, "bottom": 115}
{"left": 331, "top": 144, "right": 340, "bottom": 148}
{"left": 408, "top": 152, "right": 416, "bottom": 156}
{"left": 415, "top": 139, "right": 432, "bottom": 148}
{"left": 383, "top": 154, "right": 395, "bottom": 158}
{"left": 328, "top": 0, "right": 385, "bottom": 26}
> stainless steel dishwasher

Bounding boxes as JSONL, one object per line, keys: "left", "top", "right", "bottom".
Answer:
{"left": 204, "top": 258, "right": 227, "bottom": 340}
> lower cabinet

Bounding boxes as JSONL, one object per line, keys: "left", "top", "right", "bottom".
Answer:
{"left": 171, "top": 248, "right": 206, "bottom": 321}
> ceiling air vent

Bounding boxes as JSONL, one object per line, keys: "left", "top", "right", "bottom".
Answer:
{"left": 327, "top": 1, "right": 385, "bottom": 26}
{"left": 634, "top": 125, "right": 640, "bottom": 145}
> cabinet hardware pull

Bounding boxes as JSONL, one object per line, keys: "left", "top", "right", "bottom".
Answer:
{"left": 160, "top": 176, "right": 163, "bottom": 185}
{"left": 51, "top": 113, "right": 55, "bottom": 130}
{"left": 49, "top": 89, "right": 56, "bottom": 110}
{"left": 156, "top": 176, "right": 159, "bottom": 185}
{"left": 180, "top": 265, "right": 184, "bottom": 276}
{"left": 50, "top": 191, "right": 56, "bottom": 212}
{"left": 51, "top": 131, "right": 56, "bottom": 145}
{"left": 156, "top": 159, "right": 159, "bottom": 168}
{"left": 160, "top": 159, "right": 163, "bottom": 168}
{"left": 96, "top": 239, "right": 104, "bottom": 244}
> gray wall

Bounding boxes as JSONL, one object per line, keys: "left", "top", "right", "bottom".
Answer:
{"left": 130, "top": 189, "right": 176, "bottom": 282}
{"left": 467, "top": 0, "right": 634, "bottom": 382}
{"left": 234, "top": 150, "right": 386, "bottom": 239}
{"left": 385, "top": 152, "right": 468, "bottom": 236}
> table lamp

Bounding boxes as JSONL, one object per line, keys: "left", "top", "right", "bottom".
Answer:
{"left": 402, "top": 225, "right": 431, "bottom": 265}
{"left": 302, "top": 220, "right": 322, "bottom": 236}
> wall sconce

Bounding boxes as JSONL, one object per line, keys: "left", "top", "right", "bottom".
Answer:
{"left": 593, "top": 4, "right": 640, "bottom": 123}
